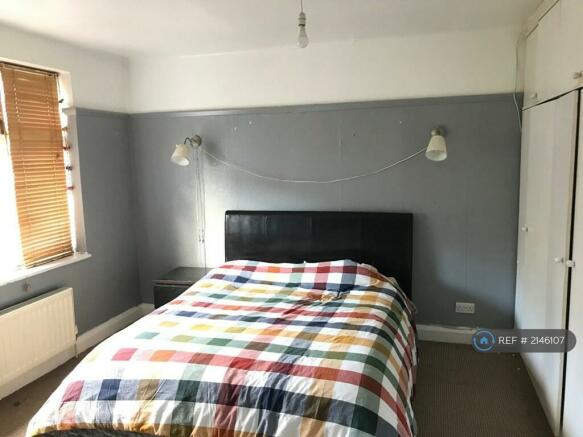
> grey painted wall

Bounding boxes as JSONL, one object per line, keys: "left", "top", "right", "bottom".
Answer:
{"left": 130, "top": 94, "right": 521, "bottom": 328}
{"left": 0, "top": 110, "right": 141, "bottom": 334}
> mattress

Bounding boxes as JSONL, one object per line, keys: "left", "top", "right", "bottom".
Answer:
{"left": 28, "top": 260, "right": 417, "bottom": 437}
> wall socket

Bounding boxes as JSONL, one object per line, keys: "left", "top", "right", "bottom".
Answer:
{"left": 455, "top": 302, "right": 475, "bottom": 314}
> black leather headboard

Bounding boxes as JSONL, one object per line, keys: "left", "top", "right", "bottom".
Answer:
{"left": 224, "top": 211, "right": 413, "bottom": 298}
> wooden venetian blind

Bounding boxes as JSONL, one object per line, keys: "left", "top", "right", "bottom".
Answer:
{"left": 0, "top": 63, "right": 72, "bottom": 267}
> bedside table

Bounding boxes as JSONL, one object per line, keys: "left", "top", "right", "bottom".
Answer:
{"left": 153, "top": 267, "right": 212, "bottom": 308}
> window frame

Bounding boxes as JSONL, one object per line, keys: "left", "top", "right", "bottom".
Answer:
{"left": 0, "top": 58, "right": 89, "bottom": 286}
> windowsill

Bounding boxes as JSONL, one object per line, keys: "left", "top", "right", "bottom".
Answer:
{"left": 0, "top": 252, "right": 92, "bottom": 287}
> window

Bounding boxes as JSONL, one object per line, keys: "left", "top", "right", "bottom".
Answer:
{"left": 0, "top": 63, "right": 74, "bottom": 276}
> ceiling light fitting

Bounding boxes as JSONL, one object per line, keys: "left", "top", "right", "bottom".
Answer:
{"left": 298, "top": 0, "right": 309, "bottom": 48}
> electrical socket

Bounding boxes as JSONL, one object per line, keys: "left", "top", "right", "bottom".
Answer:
{"left": 455, "top": 302, "right": 475, "bottom": 314}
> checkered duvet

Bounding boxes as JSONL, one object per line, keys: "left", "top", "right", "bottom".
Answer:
{"left": 28, "top": 260, "right": 417, "bottom": 437}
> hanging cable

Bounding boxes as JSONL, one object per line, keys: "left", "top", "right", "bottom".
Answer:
{"left": 513, "top": 32, "right": 524, "bottom": 131}
{"left": 177, "top": 130, "right": 445, "bottom": 267}
{"left": 198, "top": 148, "right": 206, "bottom": 268}
{"left": 199, "top": 146, "right": 427, "bottom": 184}
{"left": 193, "top": 147, "right": 207, "bottom": 268}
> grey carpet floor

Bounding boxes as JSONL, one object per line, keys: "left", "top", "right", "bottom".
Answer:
{"left": 412, "top": 341, "right": 553, "bottom": 436}
{"left": 1, "top": 352, "right": 86, "bottom": 437}
{"left": 0, "top": 341, "right": 552, "bottom": 437}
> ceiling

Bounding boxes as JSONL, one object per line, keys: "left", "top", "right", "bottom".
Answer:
{"left": 0, "top": 0, "right": 540, "bottom": 57}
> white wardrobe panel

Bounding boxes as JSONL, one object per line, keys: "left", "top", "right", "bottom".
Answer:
{"left": 563, "top": 91, "right": 583, "bottom": 437}
{"left": 517, "top": 91, "right": 578, "bottom": 436}
{"left": 535, "top": 3, "right": 563, "bottom": 102}
{"left": 523, "top": 27, "right": 539, "bottom": 108}
{"left": 515, "top": 108, "right": 532, "bottom": 323}
{"left": 543, "top": 92, "right": 578, "bottom": 436}
{"left": 526, "top": 0, "right": 583, "bottom": 104}
{"left": 516, "top": 100, "right": 554, "bottom": 330}
{"left": 520, "top": 100, "right": 559, "bottom": 436}
{"left": 546, "top": 92, "right": 578, "bottom": 332}
{"left": 561, "top": 0, "right": 583, "bottom": 91}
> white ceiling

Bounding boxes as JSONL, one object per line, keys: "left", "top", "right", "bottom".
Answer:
{"left": 0, "top": 0, "right": 540, "bottom": 57}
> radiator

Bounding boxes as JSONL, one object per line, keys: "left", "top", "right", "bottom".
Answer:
{"left": 0, "top": 287, "right": 76, "bottom": 400}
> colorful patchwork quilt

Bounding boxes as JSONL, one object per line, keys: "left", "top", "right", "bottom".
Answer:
{"left": 27, "top": 260, "right": 417, "bottom": 437}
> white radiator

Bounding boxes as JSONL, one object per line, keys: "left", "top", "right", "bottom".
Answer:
{"left": 0, "top": 287, "right": 76, "bottom": 400}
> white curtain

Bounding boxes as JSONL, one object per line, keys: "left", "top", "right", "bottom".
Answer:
{"left": 0, "top": 133, "right": 23, "bottom": 277}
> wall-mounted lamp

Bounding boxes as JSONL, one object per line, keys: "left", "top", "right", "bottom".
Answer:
{"left": 425, "top": 127, "right": 447, "bottom": 162}
{"left": 171, "top": 126, "right": 447, "bottom": 174}
{"left": 171, "top": 135, "right": 202, "bottom": 166}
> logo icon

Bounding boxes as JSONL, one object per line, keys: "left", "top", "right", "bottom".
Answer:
{"left": 472, "top": 329, "right": 496, "bottom": 352}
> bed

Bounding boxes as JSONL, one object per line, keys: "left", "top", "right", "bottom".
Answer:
{"left": 27, "top": 211, "right": 417, "bottom": 437}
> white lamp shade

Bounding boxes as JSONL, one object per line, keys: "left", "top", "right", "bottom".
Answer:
{"left": 425, "top": 132, "right": 447, "bottom": 161}
{"left": 171, "top": 143, "right": 191, "bottom": 166}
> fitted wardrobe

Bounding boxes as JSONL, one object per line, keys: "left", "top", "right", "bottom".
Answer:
{"left": 516, "top": 89, "right": 581, "bottom": 437}
{"left": 517, "top": 1, "right": 583, "bottom": 435}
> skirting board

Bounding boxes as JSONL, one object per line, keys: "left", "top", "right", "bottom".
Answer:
{"left": 0, "top": 347, "right": 75, "bottom": 401}
{"left": 76, "top": 303, "right": 154, "bottom": 354}
{"left": 417, "top": 324, "right": 477, "bottom": 344}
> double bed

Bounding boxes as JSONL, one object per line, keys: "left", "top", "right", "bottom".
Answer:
{"left": 27, "top": 211, "right": 417, "bottom": 437}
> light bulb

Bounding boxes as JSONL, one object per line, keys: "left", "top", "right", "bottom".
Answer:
{"left": 298, "top": 27, "right": 309, "bottom": 48}
{"left": 298, "top": 11, "right": 309, "bottom": 48}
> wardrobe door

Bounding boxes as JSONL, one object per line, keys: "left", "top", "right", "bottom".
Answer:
{"left": 516, "top": 91, "right": 578, "bottom": 436}
{"left": 546, "top": 92, "right": 578, "bottom": 334}
{"left": 516, "top": 101, "right": 554, "bottom": 331}
{"left": 563, "top": 91, "right": 583, "bottom": 437}
{"left": 544, "top": 91, "right": 578, "bottom": 436}
{"left": 515, "top": 106, "right": 533, "bottom": 326}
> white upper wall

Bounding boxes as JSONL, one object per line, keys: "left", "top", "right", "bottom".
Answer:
{"left": 0, "top": 22, "right": 523, "bottom": 114}
{"left": 129, "top": 26, "right": 521, "bottom": 113}
{"left": 0, "top": 24, "right": 129, "bottom": 112}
